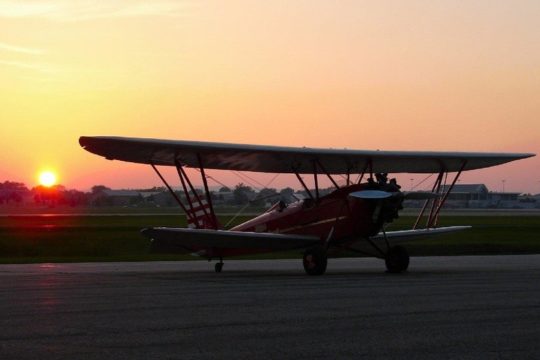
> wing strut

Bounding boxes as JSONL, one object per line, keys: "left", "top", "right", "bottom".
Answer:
{"left": 413, "top": 170, "right": 443, "bottom": 229}
{"left": 294, "top": 171, "right": 314, "bottom": 200}
{"left": 313, "top": 161, "right": 319, "bottom": 200}
{"left": 294, "top": 160, "right": 342, "bottom": 202}
{"left": 315, "top": 159, "right": 340, "bottom": 189}
{"left": 356, "top": 159, "right": 372, "bottom": 184}
{"left": 426, "top": 171, "right": 445, "bottom": 227}
{"left": 175, "top": 158, "right": 219, "bottom": 230}
{"left": 150, "top": 163, "right": 196, "bottom": 224}
{"left": 428, "top": 160, "right": 467, "bottom": 228}
{"left": 150, "top": 160, "right": 220, "bottom": 230}
{"left": 197, "top": 154, "right": 219, "bottom": 229}
{"left": 413, "top": 161, "right": 467, "bottom": 229}
{"left": 175, "top": 160, "right": 197, "bottom": 217}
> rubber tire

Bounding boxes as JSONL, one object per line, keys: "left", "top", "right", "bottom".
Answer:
{"left": 303, "top": 246, "right": 328, "bottom": 276}
{"left": 215, "top": 262, "right": 223, "bottom": 273}
{"left": 385, "top": 246, "right": 409, "bottom": 273}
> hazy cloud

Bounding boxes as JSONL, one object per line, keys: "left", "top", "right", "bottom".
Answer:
{"left": 0, "top": 41, "right": 44, "bottom": 55}
{"left": 0, "top": 60, "right": 53, "bottom": 73}
{"left": 0, "top": 1, "right": 188, "bottom": 21}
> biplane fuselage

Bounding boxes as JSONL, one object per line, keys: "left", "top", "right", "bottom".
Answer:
{"left": 226, "top": 184, "right": 386, "bottom": 257}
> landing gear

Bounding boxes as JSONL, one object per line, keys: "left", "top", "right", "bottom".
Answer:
{"left": 303, "top": 245, "right": 328, "bottom": 276}
{"left": 215, "top": 257, "right": 224, "bottom": 273}
{"left": 385, "top": 246, "right": 409, "bottom": 273}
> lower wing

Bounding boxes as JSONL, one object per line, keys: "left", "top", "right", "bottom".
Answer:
{"left": 141, "top": 227, "right": 320, "bottom": 253}
{"left": 374, "top": 226, "right": 472, "bottom": 244}
{"left": 347, "top": 226, "right": 471, "bottom": 253}
{"left": 142, "top": 226, "right": 469, "bottom": 255}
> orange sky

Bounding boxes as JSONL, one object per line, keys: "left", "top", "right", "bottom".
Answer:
{"left": 1, "top": 1, "right": 539, "bottom": 193}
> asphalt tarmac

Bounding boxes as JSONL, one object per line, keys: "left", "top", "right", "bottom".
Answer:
{"left": 1, "top": 255, "right": 540, "bottom": 359}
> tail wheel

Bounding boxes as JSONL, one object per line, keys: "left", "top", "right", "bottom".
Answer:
{"left": 385, "top": 246, "right": 409, "bottom": 273}
{"left": 214, "top": 257, "right": 224, "bottom": 273}
{"left": 303, "top": 245, "right": 328, "bottom": 276}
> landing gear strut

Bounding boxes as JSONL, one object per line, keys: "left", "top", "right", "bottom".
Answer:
{"left": 303, "top": 245, "right": 328, "bottom": 276}
{"left": 215, "top": 257, "right": 224, "bottom": 273}
{"left": 385, "top": 246, "right": 409, "bottom": 273}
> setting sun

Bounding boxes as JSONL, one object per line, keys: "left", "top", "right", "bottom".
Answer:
{"left": 38, "top": 171, "right": 57, "bottom": 187}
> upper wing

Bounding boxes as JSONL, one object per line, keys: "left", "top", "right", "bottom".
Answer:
{"left": 141, "top": 227, "right": 320, "bottom": 252}
{"left": 79, "top": 136, "right": 534, "bottom": 174}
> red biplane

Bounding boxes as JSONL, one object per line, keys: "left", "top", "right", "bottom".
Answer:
{"left": 79, "top": 136, "right": 534, "bottom": 275}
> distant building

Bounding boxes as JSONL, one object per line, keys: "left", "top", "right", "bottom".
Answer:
{"left": 442, "top": 184, "right": 489, "bottom": 202}
{"left": 405, "top": 183, "right": 527, "bottom": 209}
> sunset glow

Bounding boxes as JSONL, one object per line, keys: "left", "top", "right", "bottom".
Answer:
{"left": 1, "top": 1, "right": 539, "bottom": 192}
{"left": 38, "top": 171, "right": 57, "bottom": 188}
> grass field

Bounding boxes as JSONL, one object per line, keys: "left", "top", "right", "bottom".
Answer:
{"left": 0, "top": 213, "right": 539, "bottom": 263}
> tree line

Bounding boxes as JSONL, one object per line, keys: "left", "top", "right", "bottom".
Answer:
{"left": 0, "top": 181, "right": 312, "bottom": 207}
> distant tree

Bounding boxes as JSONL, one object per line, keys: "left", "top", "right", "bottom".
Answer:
{"left": 279, "top": 187, "right": 296, "bottom": 202}
{"left": 279, "top": 187, "right": 294, "bottom": 197}
{"left": 8, "top": 192, "right": 22, "bottom": 203}
{"left": 88, "top": 185, "right": 112, "bottom": 206}
{"left": 91, "top": 185, "right": 111, "bottom": 195}
{"left": 62, "top": 189, "right": 88, "bottom": 207}
{"left": 0, "top": 181, "right": 28, "bottom": 191}
{"left": 320, "top": 187, "right": 335, "bottom": 196}
{"left": 252, "top": 188, "right": 278, "bottom": 206}
{"left": 92, "top": 194, "right": 114, "bottom": 207}
{"left": 209, "top": 190, "right": 221, "bottom": 201}
{"left": 232, "top": 183, "right": 255, "bottom": 205}
{"left": 219, "top": 186, "right": 231, "bottom": 193}
{"left": 0, "top": 181, "right": 29, "bottom": 204}
{"left": 32, "top": 185, "right": 65, "bottom": 207}
{"left": 259, "top": 188, "right": 278, "bottom": 198}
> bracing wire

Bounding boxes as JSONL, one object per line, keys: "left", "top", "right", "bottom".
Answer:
{"left": 410, "top": 173, "right": 434, "bottom": 191}
{"left": 233, "top": 171, "right": 267, "bottom": 189}
{"left": 224, "top": 172, "right": 281, "bottom": 229}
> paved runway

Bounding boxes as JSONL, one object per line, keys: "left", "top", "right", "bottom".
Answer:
{"left": 1, "top": 255, "right": 540, "bottom": 359}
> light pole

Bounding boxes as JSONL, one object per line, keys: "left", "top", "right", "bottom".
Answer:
{"left": 410, "top": 178, "right": 414, "bottom": 191}
{"left": 502, "top": 179, "right": 506, "bottom": 193}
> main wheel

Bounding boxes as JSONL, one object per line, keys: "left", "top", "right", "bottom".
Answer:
{"left": 385, "top": 246, "right": 409, "bottom": 273}
{"left": 215, "top": 262, "right": 223, "bottom": 273}
{"left": 303, "top": 245, "right": 328, "bottom": 276}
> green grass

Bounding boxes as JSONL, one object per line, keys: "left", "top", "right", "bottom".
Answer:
{"left": 0, "top": 214, "right": 539, "bottom": 263}
{"left": 0, "top": 215, "right": 250, "bottom": 263}
{"left": 386, "top": 215, "right": 540, "bottom": 256}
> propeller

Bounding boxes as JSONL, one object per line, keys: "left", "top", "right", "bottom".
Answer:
{"left": 349, "top": 190, "right": 440, "bottom": 200}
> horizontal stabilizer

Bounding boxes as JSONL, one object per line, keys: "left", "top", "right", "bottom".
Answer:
{"left": 141, "top": 227, "right": 320, "bottom": 252}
